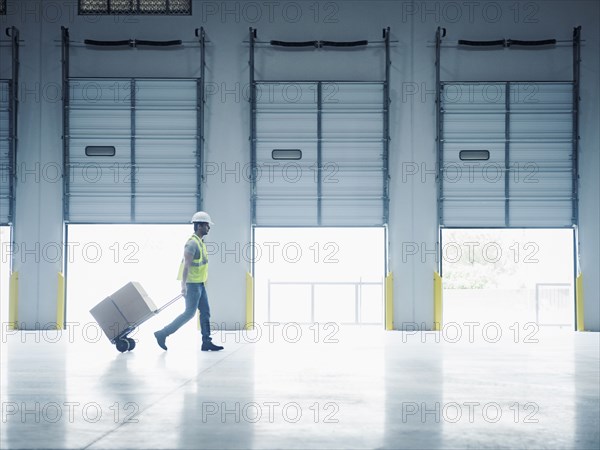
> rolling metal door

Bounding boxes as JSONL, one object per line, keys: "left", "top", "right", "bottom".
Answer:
{"left": 321, "top": 83, "right": 384, "bottom": 225}
{"left": 509, "top": 83, "right": 574, "bottom": 226}
{"left": 255, "top": 82, "right": 385, "bottom": 226}
{"left": 441, "top": 83, "right": 506, "bottom": 227}
{"left": 255, "top": 83, "right": 318, "bottom": 226}
{"left": 67, "top": 78, "right": 199, "bottom": 223}
{"left": 0, "top": 81, "right": 10, "bottom": 225}
{"left": 440, "top": 82, "right": 574, "bottom": 227}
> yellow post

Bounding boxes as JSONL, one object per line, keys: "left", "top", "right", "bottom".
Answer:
{"left": 56, "top": 272, "right": 65, "bottom": 329}
{"left": 385, "top": 272, "right": 393, "bottom": 330}
{"left": 576, "top": 273, "right": 585, "bottom": 331}
{"left": 433, "top": 272, "right": 443, "bottom": 331}
{"left": 246, "top": 272, "right": 254, "bottom": 330}
{"left": 8, "top": 272, "right": 18, "bottom": 330}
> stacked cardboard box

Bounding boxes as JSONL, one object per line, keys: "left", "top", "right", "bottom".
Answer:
{"left": 90, "top": 282, "right": 158, "bottom": 342}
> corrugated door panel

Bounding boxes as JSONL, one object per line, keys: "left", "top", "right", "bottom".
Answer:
{"left": 510, "top": 82, "right": 572, "bottom": 111}
{"left": 440, "top": 82, "right": 575, "bottom": 228}
{"left": 256, "top": 112, "right": 317, "bottom": 138}
{"left": 136, "top": 110, "right": 196, "bottom": 137}
{"left": 509, "top": 201, "right": 573, "bottom": 226}
{"left": 255, "top": 83, "right": 318, "bottom": 226}
{"left": 509, "top": 83, "right": 574, "bottom": 227}
{"left": 68, "top": 138, "right": 132, "bottom": 195}
{"left": 441, "top": 83, "right": 506, "bottom": 226}
{"left": 135, "top": 80, "right": 197, "bottom": 109}
{"left": 255, "top": 149, "right": 318, "bottom": 226}
{"left": 443, "top": 201, "right": 506, "bottom": 227}
{"left": 135, "top": 80, "right": 198, "bottom": 222}
{"left": 321, "top": 83, "right": 385, "bottom": 226}
{"left": 68, "top": 79, "right": 132, "bottom": 222}
{"left": 321, "top": 142, "right": 384, "bottom": 194}
{"left": 135, "top": 166, "right": 197, "bottom": 194}
{"left": 510, "top": 142, "right": 573, "bottom": 167}
{"left": 69, "top": 79, "right": 132, "bottom": 108}
{"left": 441, "top": 84, "right": 506, "bottom": 137}
{"left": 443, "top": 113, "right": 505, "bottom": 142}
{"left": 255, "top": 153, "right": 318, "bottom": 197}
{"left": 510, "top": 113, "right": 572, "bottom": 141}
{"left": 69, "top": 196, "right": 131, "bottom": 223}
{"left": 0, "top": 81, "right": 10, "bottom": 224}
{"left": 256, "top": 200, "right": 319, "bottom": 226}
{"left": 69, "top": 109, "right": 131, "bottom": 137}
{"left": 322, "top": 113, "right": 383, "bottom": 139}
{"left": 135, "top": 197, "right": 197, "bottom": 223}
{"left": 320, "top": 167, "right": 383, "bottom": 197}
{"left": 442, "top": 142, "right": 506, "bottom": 196}
{"left": 134, "top": 139, "right": 197, "bottom": 196}
{"left": 321, "top": 199, "right": 384, "bottom": 226}
{"left": 442, "top": 83, "right": 506, "bottom": 111}
{"left": 67, "top": 79, "right": 199, "bottom": 223}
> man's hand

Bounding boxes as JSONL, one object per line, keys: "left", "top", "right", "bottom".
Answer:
{"left": 181, "top": 283, "right": 187, "bottom": 296}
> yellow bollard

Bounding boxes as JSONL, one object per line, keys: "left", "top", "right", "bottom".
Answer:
{"left": 385, "top": 273, "right": 393, "bottom": 330}
{"left": 56, "top": 272, "right": 65, "bottom": 329}
{"left": 576, "top": 273, "right": 585, "bottom": 331}
{"left": 8, "top": 272, "right": 18, "bottom": 330}
{"left": 246, "top": 272, "right": 254, "bottom": 330}
{"left": 433, "top": 272, "right": 443, "bottom": 331}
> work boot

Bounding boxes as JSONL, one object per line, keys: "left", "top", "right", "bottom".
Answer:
{"left": 201, "top": 342, "right": 224, "bottom": 352}
{"left": 154, "top": 331, "right": 168, "bottom": 351}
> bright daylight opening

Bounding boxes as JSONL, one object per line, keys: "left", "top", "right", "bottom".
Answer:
{"left": 442, "top": 228, "right": 575, "bottom": 330}
{"left": 254, "top": 227, "right": 386, "bottom": 327}
{"left": 0, "top": 226, "right": 10, "bottom": 325}
{"left": 66, "top": 224, "right": 193, "bottom": 336}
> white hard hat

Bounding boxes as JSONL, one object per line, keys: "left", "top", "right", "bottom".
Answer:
{"left": 191, "top": 211, "right": 214, "bottom": 225}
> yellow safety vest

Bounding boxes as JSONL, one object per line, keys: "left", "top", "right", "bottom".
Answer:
{"left": 177, "top": 234, "right": 208, "bottom": 283}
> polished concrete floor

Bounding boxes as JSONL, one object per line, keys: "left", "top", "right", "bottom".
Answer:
{"left": 1, "top": 324, "right": 599, "bottom": 449}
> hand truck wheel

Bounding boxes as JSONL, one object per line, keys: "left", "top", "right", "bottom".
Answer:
{"left": 126, "top": 337, "right": 136, "bottom": 351}
{"left": 115, "top": 338, "right": 130, "bottom": 353}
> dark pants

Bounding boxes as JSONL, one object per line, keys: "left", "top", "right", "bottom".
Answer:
{"left": 160, "top": 283, "right": 211, "bottom": 343}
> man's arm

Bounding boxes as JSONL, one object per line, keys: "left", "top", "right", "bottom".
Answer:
{"left": 181, "top": 250, "right": 194, "bottom": 295}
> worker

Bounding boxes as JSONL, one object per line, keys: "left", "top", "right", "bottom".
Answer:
{"left": 154, "top": 211, "right": 224, "bottom": 352}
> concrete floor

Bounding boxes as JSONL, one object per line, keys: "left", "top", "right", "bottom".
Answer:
{"left": 1, "top": 324, "right": 599, "bottom": 450}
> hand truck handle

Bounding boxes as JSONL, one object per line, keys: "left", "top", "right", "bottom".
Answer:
{"left": 155, "top": 294, "right": 183, "bottom": 314}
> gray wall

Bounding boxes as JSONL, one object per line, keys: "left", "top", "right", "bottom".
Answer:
{"left": 1, "top": 0, "right": 598, "bottom": 330}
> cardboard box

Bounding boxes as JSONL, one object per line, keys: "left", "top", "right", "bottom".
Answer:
{"left": 90, "top": 297, "right": 131, "bottom": 342}
{"left": 111, "top": 282, "right": 157, "bottom": 324}
{"left": 90, "top": 282, "right": 158, "bottom": 342}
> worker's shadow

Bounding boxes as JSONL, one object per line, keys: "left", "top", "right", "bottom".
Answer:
{"left": 95, "top": 350, "right": 147, "bottom": 406}
{"left": 95, "top": 345, "right": 169, "bottom": 410}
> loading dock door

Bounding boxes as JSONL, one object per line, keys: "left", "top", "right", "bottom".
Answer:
{"left": 66, "top": 79, "right": 200, "bottom": 223}
{"left": 255, "top": 82, "right": 385, "bottom": 226}
{"left": 440, "top": 82, "right": 575, "bottom": 227}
